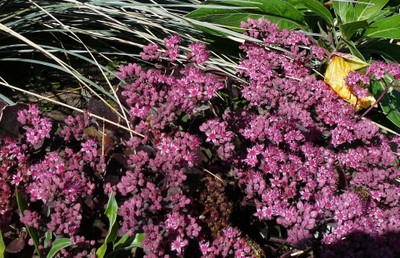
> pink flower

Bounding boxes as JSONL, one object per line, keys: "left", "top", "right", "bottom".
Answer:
{"left": 188, "top": 42, "right": 210, "bottom": 65}
{"left": 170, "top": 236, "right": 188, "bottom": 255}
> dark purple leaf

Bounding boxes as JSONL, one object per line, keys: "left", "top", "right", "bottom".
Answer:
{"left": 0, "top": 103, "right": 28, "bottom": 138}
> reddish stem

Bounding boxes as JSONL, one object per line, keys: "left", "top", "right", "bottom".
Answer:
{"left": 361, "top": 81, "right": 392, "bottom": 117}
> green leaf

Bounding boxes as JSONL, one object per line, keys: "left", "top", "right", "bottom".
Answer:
{"left": 333, "top": 0, "right": 354, "bottom": 23}
{"left": 130, "top": 233, "right": 144, "bottom": 249}
{"left": 342, "top": 38, "right": 366, "bottom": 61}
{"left": 367, "top": 8, "right": 392, "bottom": 23}
{"left": 341, "top": 20, "right": 368, "bottom": 40}
{"left": 184, "top": 16, "right": 263, "bottom": 43}
{"left": 113, "top": 233, "right": 130, "bottom": 249}
{"left": 334, "top": 0, "right": 388, "bottom": 23}
{"left": 15, "top": 188, "right": 27, "bottom": 212}
{"left": 0, "top": 231, "right": 5, "bottom": 258}
{"left": 46, "top": 238, "right": 72, "bottom": 258}
{"left": 105, "top": 233, "right": 145, "bottom": 258}
{"left": 365, "top": 14, "right": 400, "bottom": 39}
{"left": 359, "top": 40, "right": 400, "bottom": 62}
{"left": 371, "top": 77, "right": 400, "bottom": 128}
{"left": 302, "top": 0, "right": 334, "bottom": 25}
{"left": 96, "top": 194, "right": 119, "bottom": 258}
{"left": 105, "top": 194, "right": 118, "bottom": 231}
{"left": 44, "top": 231, "right": 53, "bottom": 248}
{"left": 96, "top": 243, "right": 108, "bottom": 258}
{"left": 0, "top": 93, "right": 15, "bottom": 105}
{"left": 186, "top": 0, "right": 306, "bottom": 31}
{"left": 15, "top": 189, "right": 41, "bottom": 257}
{"left": 354, "top": 0, "right": 389, "bottom": 22}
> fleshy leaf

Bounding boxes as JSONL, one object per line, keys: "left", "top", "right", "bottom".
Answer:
{"left": 46, "top": 238, "right": 72, "bottom": 258}
{"left": 0, "top": 230, "right": 4, "bottom": 258}
{"left": 96, "top": 193, "right": 119, "bottom": 258}
{"left": 105, "top": 233, "right": 144, "bottom": 258}
{"left": 15, "top": 189, "right": 41, "bottom": 257}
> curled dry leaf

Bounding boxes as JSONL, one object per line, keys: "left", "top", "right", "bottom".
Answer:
{"left": 324, "top": 53, "right": 376, "bottom": 111}
{"left": 0, "top": 101, "right": 28, "bottom": 138}
{"left": 5, "top": 228, "right": 27, "bottom": 254}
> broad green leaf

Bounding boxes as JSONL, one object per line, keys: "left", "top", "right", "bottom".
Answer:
{"left": 302, "top": 0, "right": 334, "bottom": 25}
{"left": 371, "top": 76, "right": 400, "bottom": 128}
{"left": 365, "top": 14, "right": 400, "bottom": 39}
{"left": 254, "top": 0, "right": 305, "bottom": 23}
{"left": 354, "top": 0, "right": 389, "bottom": 21}
{"left": 46, "top": 238, "right": 72, "bottom": 258}
{"left": 207, "top": 0, "right": 305, "bottom": 20}
{"left": 15, "top": 189, "right": 41, "bottom": 257}
{"left": 186, "top": 0, "right": 306, "bottom": 30}
{"left": 334, "top": 0, "right": 387, "bottom": 23}
{"left": 0, "top": 230, "right": 4, "bottom": 258}
{"left": 340, "top": 20, "right": 369, "bottom": 40}
{"left": 187, "top": 8, "right": 263, "bottom": 31}
{"left": 367, "top": 8, "right": 392, "bottom": 23}
{"left": 333, "top": 0, "right": 354, "bottom": 23}
{"left": 359, "top": 40, "right": 400, "bottom": 62}
{"left": 96, "top": 194, "right": 119, "bottom": 258}
{"left": 184, "top": 16, "right": 263, "bottom": 42}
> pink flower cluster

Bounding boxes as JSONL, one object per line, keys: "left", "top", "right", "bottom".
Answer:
{"left": 199, "top": 227, "right": 253, "bottom": 257}
{"left": 0, "top": 105, "right": 103, "bottom": 256}
{"left": 117, "top": 35, "right": 223, "bottom": 136}
{"left": 231, "top": 18, "right": 400, "bottom": 255}
{"left": 17, "top": 104, "right": 52, "bottom": 146}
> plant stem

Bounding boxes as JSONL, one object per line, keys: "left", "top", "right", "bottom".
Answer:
{"left": 361, "top": 81, "right": 392, "bottom": 117}
{"left": 269, "top": 236, "right": 288, "bottom": 245}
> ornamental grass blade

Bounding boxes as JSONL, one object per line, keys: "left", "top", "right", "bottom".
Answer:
{"left": 0, "top": 0, "right": 242, "bottom": 126}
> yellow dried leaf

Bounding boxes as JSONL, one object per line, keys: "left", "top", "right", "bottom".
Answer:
{"left": 332, "top": 52, "right": 368, "bottom": 71}
{"left": 324, "top": 54, "right": 376, "bottom": 111}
